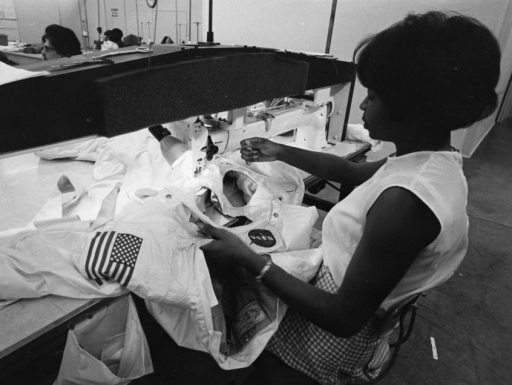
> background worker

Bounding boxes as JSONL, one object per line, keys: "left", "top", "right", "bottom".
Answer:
{"left": 42, "top": 24, "right": 82, "bottom": 60}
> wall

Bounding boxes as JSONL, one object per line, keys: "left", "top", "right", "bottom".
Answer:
{"left": 0, "top": 0, "right": 19, "bottom": 41}
{"left": 14, "top": 0, "right": 60, "bottom": 43}
{"left": 81, "top": 0, "right": 202, "bottom": 48}
{"left": 210, "top": 0, "right": 512, "bottom": 157}
{"left": 11, "top": 0, "right": 202, "bottom": 49}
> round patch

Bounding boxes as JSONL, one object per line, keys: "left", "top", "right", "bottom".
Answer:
{"left": 248, "top": 229, "right": 277, "bottom": 248}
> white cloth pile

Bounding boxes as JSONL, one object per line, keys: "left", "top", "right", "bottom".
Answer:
{"left": 1, "top": 128, "right": 323, "bottom": 367}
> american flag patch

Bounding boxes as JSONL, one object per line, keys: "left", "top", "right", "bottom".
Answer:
{"left": 85, "top": 232, "right": 143, "bottom": 287}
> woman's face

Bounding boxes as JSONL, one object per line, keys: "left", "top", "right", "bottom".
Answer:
{"left": 42, "top": 38, "right": 60, "bottom": 61}
{"left": 359, "top": 89, "right": 396, "bottom": 141}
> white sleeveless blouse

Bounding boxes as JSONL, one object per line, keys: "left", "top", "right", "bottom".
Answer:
{"left": 322, "top": 151, "right": 469, "bottom": 311}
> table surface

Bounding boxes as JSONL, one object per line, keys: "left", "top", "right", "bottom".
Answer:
{"left": 0, "top": 138, "right": 370, "bottom": 361}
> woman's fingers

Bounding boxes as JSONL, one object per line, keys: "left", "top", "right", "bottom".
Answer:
{"left": 241, "top": 148, "right": 260, "bottom": 163}
{"left": 241, "top": 137, "right": 266, "bottom": 146}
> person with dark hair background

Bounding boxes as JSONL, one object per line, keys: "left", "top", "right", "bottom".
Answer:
{"left": 188, "top": 10, "right": 502, "bottom": 385}
{"left": 42, "top": 24, "right": 82, "bottom": 60}
{"left": 109, "top": 28, "right": 125, "bottom": 48}
{"left": 100, "top": 29, "right": 118, "bottom": 50}
{"left": 161, "top": 36, "right": 174, "bottom": 44}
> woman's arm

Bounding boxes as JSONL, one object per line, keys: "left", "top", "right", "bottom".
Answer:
{"left": 199, "top": 187, "right": 440, "bottom": 338}
{"left": 240, "top": 138, "right": 386, "bottom": 187}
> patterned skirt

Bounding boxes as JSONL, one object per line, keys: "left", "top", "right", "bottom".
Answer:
{"left": 265, "top": 264, "right": 390, "bottom": 385}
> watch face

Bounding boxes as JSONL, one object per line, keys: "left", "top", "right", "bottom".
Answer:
{"left": 146, "top": 0, "right": 157, "bottom": 8}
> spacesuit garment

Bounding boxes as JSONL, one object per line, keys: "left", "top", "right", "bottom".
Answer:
{"left": 75, "top": 189, "right": 219, "bottom": 308}
{"left": 33, "top": 129, "right": 185, "bottom": 221}
{"left": 147, "top": 159, "right": 322, "bottom": 368}
{"left": 33, "top": 128, "right": 307, "bottom": 221}
{"left": 0, "top": 180, "right": 127, "bottom": 300}
{"left": 68, "top": 180, "right": 322, "bottom": 368}
{"left": 19, "top": 128, "right": 323, "bottom": 366}
{"left": 16, "top": 129, "right": 317, "bottom": 296}
{"left": 167, "top": 155, "right": 318, "bottom": 254}
{"left": 0, "top": 171, "right": 218, "bottom": 311}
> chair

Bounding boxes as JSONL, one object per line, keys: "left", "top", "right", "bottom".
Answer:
{"left": 365, "top": 292, "right": 425, "bottom": 384}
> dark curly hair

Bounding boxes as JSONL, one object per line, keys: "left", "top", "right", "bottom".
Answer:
{"left": 110, "top": 28, "right": 124, "bottom": 43}
{"left": 355, "top": 11, "right": 501, "bottom": 131}
{"left": 43, "top": 24, "right": 82, "bottom": 57}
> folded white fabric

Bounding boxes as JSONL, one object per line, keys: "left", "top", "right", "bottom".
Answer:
{"left": 35, "top": 137, "right": 110, "bottom": 161}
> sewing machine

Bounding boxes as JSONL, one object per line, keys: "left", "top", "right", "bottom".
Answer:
{"left": 168, "top": 83, "right": 349, "bottom": 176}
{"left": 1, "top": 45, "right": 355, "bottom": 164}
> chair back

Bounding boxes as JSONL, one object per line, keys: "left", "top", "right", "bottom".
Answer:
{"left": 365, "top": 292, "right": 424, "bottom": 384}
{"left": 373, "top": 292, "right": 422, "bottom": 339}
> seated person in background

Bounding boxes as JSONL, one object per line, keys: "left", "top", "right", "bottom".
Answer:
{"left": 101, "top": 29, "right": 118, "bottom": 50}
{"left": 110, "top": 28, "right": 125, "bottom": 48}
{"left": 42, "top": 24, "right": 82, "bottom": 60}
{"left": 197, "top": 11, "right": 501, "bottom": 385}
{"left": 160, "top": 36, "right": 174, "bottom": 44}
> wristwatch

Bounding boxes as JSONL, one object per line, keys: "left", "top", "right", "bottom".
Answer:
{"left": 255, "top": 255, "right": 272, "bottom": 283}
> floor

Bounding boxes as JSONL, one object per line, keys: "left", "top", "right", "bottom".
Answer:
{"left": 5, "top": 121, "right": 512, "bottom": 385}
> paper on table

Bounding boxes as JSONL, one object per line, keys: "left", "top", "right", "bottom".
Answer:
{"left": 0, "top": 61, "right": 49, "bottom": 85}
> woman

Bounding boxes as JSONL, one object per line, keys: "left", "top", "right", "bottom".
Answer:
{"left": 42, "top": 24, "right": 82, "bottom": 60}
{"left": 198, "top": 11, "right": 501, "bottom": 384}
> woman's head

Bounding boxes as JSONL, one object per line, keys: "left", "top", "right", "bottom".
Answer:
{"left": 161, "top": 36, "right": 174, "bottom": 44}
{"left": 355, "top": 11, "right": 501, "bottom": 132}
{"left": 110, "top": 28, "right": 124, "bottom": 43}
{"left": 42, "top": 24, "right": 82, "bottom": 60}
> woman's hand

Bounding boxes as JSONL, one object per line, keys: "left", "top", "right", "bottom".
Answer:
{"left": 198, "top": 222, "right": 258, "bottom": 266}
{"left": 240, "top": 138, "right": 282, "bottom": 165}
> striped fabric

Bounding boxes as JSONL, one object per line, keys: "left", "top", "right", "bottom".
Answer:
{"left": 85, "top": 231, "right": 143, "bottom": 287}
{"left": 265, "top": 264, "right": 390, "bottom": 385}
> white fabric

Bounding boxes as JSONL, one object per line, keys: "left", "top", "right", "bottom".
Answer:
{"left": 167, "top": 156, "right": 316, "bottom": 254}
{"left": 144, "top": 159, "right": 321, "bottom": 368}
{"left": 101, "top": 41, "right": 119, "bottom": 50}
{"left": 35, "top": 137, "right": 111, "bottom": 161}
{"left": 4, "top": 129, "right": 322, "bottom": 368}
{"left": 0, "top": 179, "right": 127, "bottom": 300}
{"left": 54, "top": 295, "right": 153, "bottom": 385}
{"left": 147, "top": 247, "right": 323, "bottom": 370}
{"left": 322, "top": 151, "right": 468, "bottom": 311}
{"left": 76, "top": 189, "right": 219, "bottom": 308}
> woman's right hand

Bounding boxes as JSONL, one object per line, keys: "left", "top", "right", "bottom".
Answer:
{"left": 240, "top": 138, "right": 282, "bottom": 164}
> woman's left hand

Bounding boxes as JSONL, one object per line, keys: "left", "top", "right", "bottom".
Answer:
{"left": 198, "top": 222, "right": 256, "bottom": 266}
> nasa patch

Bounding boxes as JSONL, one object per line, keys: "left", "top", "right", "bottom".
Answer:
{"left": 248, "top": 229, "right": 277, "bottom": 248}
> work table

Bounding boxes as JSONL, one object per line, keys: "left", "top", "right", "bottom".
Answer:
{"left": 0, "top": 137, "right": 370, "bottom": 380}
